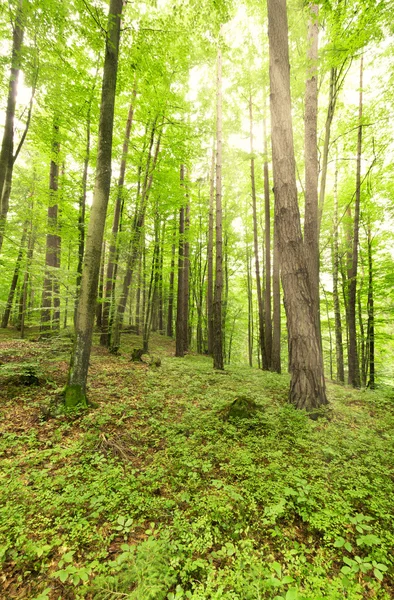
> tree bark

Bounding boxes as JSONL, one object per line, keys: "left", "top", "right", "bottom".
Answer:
{"left": 65, "top": 0, "right": 123, "bottom": 407}
{"left": 367, "top": 223, "right": 374, "bottom": 389}
{"left": 213, "top": 39, "right": 224, "bottom": 371}
{"left": 267, "top": 0, "right": 327, "bottom": 411}
{"left": 347, "top": 57, "right": 363, "bottom": 388}
{"left": 100, "top": 86, "right": 137, "bottom": 345}
{"left": 0, "top": 0, "right": 25, "bottom": 253}
{"left": 304, "top": 3, "right": 321, "bottom": 355}
{"left": 207, "top": 146, "right": 215, "bottom": 355}
{"left": 175, "top": 167, "right": 186, "bottom": 357}
{"left": 263, "top": 115, "right": 273, "bottom": 369}
{"left": 250, "top": 94, "right": 267, "bottom": 370}
{"left": 272, "top": 197, "right": 281, "bottom": 373}
{"left": 1, "top": 226, "right": 27, "bottom": 328}
{"left": 167, "top": 213, "right": 176, "bottom": 337}
{"left": 41, "top": 122, "right": 61, "bottom": 332}
{"left": 110, "top": 120, "right": 162, "bottom": 353}
{"left": 332, "top": 163, "right": 345, "bottom": 382}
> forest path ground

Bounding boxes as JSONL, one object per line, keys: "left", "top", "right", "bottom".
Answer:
{"left": 0, "top": 330, "right": 394, "bottom": 600}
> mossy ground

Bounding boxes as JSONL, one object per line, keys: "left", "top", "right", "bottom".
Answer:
{"left": 1, "top": 329, "right": 394, "bottom": 599}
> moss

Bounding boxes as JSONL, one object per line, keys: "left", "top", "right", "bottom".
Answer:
{"left": 222, "top": 396, "right": 259, "bottom": 420}
{"left": 64, "top": 384, "right": 88, "bottom": 408}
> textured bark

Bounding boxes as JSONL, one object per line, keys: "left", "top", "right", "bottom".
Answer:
{"left": 250, "top": 95, "right": 267, "bottom": 370}
{"left": 101, "top": 87, "right": 136, "bottom": 346}
{"left": 110, "top": 121, "right": 162, "bottom": 353}
{"left": 347, "top": 57, "right": 363, "bottom": 388}
{"left": 0, "top": 0, "right": 25, "bottom": 253}
{"left": 267, "top": 0, "right": 327, "bottom": 411}
{"left": 41, "top": 123, "right": 61, "bottom": 332}
{"left": 304, "top": 4, "right": 321, "bottom": 355}
{"left": 65, "top": 0, "right": 123, "bottom": 407}
{"left": 207, "top": 146, "right": 215, "bottom": 355}
{"left": 167, "top": 214, "right": 176, "bottom": 337}
{"left": 332, "top": 164, "right": 345, "bottom": 383}
{"left": 1, "top": 226, "right": 27, "bottom": 328}
{"left": 142, "top": 214, "right": 161, "bottom": 352}
{"left": 213, "top": 41, "right": 224, "bottom": 371}
{"left": 263, "top": 116, "right": 273, "bottom": 369}
{"left": 158, "top": 220, "right": 165, "bottom": 333}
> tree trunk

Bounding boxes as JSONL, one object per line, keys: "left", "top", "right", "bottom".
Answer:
{"left": 65, "top": 0, "right": 123, "bottom": 407}
{"left": 96, "top": 241, "right": 106, "bottom": 328}
{"left": 263, "top": 115, "right": 273, "bottom": 369}
{"left": 304, "top": 3, "right": 321, "bottom": 355}
{"left": 332, "top": 163, "right": 345, "bottom": 382}
{"left": 347, "top": 57, "right": 363, "bottom": 388}
{"left": 0, "top": 0, "right": 25, "bottom": 253}
{"left": 167, "top": 213, "right": 176, "bottom": 337}
{"left": 175, "top": 168, "right": 186, "bottom": 357}
{"left": 100, "top": 86, "right": 137, "bottom": 345}
{"left": 246, "top": 243, "right": 253, "bottom": 367}
{"left": 1, "top": 226, "right": 27, "bottom": 328}
{"left": 213, "top": 39, "right": 224, "bottom": 371}
{"left": 367, "top": 223, "right": 374, "bottom": 389}
{"left": 75, "top": 100, "right": 92, "bottom": 318}
{"left": 182, "top": 183, "right": 190, "bottom": 353}
{"left": 110, "top": 120, "right": 162, "bottom": 353}
{"left": 272, "top": 199, "right": 281, "bottom": 373}
{"left": 249, "top": 94, "right": 267, "bottom": 369}
{"left": 267, "top": 0, "right": 327, "bottom": 411}
{"left": 41, "top": 122, "right": 61, "bottom": 332}
{"left": 207, "top": 146, "right": 215, "bottom": 355}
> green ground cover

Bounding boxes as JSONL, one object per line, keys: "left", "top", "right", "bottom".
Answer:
{"left": 1, "top": 332, "right": 394, "bottom": 599}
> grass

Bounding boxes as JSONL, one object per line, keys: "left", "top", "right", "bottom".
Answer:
{"left": 0, "top": 330, "right": 394, "bottom": 599}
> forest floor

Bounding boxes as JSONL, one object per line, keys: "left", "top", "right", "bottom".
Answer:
{"left": 1, "top": 330, "right": 394, "bottom": 600}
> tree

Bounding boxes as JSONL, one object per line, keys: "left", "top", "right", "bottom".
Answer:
{"left": 267, "top": 0, "right": 327, "bottom": 411}
{"left": 65, "top": 0, "right": 123, "bottom": 407}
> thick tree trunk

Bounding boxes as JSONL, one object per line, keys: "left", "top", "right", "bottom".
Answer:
{"left": 1, "top": 226, "right": 27, "bottom": 328}
{"left": 263, "top": 116, "right": 273, "bottom": 369}
{"left": 347, "top": 57, "right": 363, "bottom": 388}
{"left": 0, "top": 0, "right": 25, "bottom": 253}
{"left": 213, "top": 41, "right": 224, "bottom": 370}
{"left": 250, "top": 94, "right": 267, "bottom": 370}
{"left": 207, "top": 146, "right": 215, "bottom": 355}
{"left": 101, "top": 88, "right": 136, "bottom": 345}
{"left": 65, "top": 0, "right": 123, "bottom": 407}
{"left": 267, "top": 0, "right": 327, "bottom": 411}
{"left": 304, "top": 4, "right": 321, "bottom": 354}
{"left": 41, "top": 123, "right": 61, "bottom": 332}
{"left": 332, "top": 164, "right": 345, "bottom": 382}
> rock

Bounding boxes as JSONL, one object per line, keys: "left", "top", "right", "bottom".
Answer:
{"left": 222, "top": 396, "right": 259, "bottom": 420}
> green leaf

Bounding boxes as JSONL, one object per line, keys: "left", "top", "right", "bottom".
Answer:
{"left": 58, "top": 570, "right": 69, "bottom": 583}
{"left": 272, "top": 561, "right": 282, "bottom": 577}
{"left": 285, "top": 588, "right": 299, "bottom": 600}
{"left": 341, "top": 566, "right": 352, "bottom": 575}
{"left": 334, "top": 537, "right": 345, "bottom": 548}
{"left": 374, "top": 568, "right": 383, "bottom": 581}
{"left": 344, "top": 542, "right": 353, "bottom": 552}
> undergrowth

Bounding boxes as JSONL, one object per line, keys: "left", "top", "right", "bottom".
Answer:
{"left": 0, "top": 332, "right": 394, "bottom": 599}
